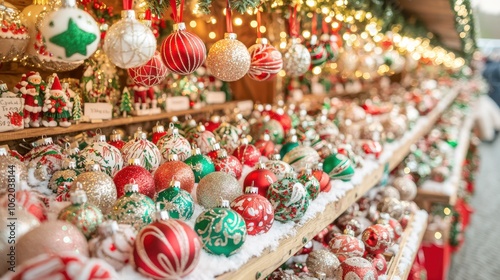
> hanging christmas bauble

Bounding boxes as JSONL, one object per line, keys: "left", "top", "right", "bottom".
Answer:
{"left": 206, "top": 33, "right": 250, "bottom": 82}
{"left": 214, "top": 122, "right": 240, "bottom": 154}
{"left": 307, "top": 35, "right": 328, "bottom": 67}
{"left": 156, "top": 179, "right": 194, "bottom": 221}
{"left": 133, "top": 210, "right": 201, "bottom": 279}
{"left": 89, "top": 220, "right": 136, "bottom": 271}
{"left": 108, "top": 129, "right": 127, "bottom": 151}
{"left": 41, "top": 0, "right": 100, "bottom": 61}
{"left": 24, "top": 137, "right": 64, "bottom": 186}
{"left": 316, "top": 115, "right": 339, "bottom": 142}
{"left": 0, "top": 147, "right": 28, "bottom": 194}
{"left": 154, "top": 154, "right": 195, "bottom": 193}
{"left": 79, "top": 134, "right": 123, "bottom": 177}
{"left": 328, "top": 228, "right": 365, "bottom": 262}
{"left": 161, "top": 22, "right": 206, "bottom": 75}
{"left": 157, "top": 124, "right": 192, "bottom": 162}
{"left": 367, "top": 253, "right": 387, "bottom": 276}
{"left": 103, "top": 9, "right": 156, "bottom": 68}
{"left": 232, "top": 138, "right": 261, "bottom": 167}
{"left": 16, "top": 220, "right": 89, "bottom": 266}
{"left": 247, "top": 37, "right": 283, "bottom": 81}
{"left": 122, "top": 132, "right": 162, "bottom": 173}
{"left": 312, "top": 163, "right": 331, "bottom": 192}
{"left": 0, "top": 1, "right": 29, "bottom": 62}
{"left": 213, "top": 149, "right": 243, "bottom": 179}
{"left": 195, "top": 200, "right": 247, "bottom": 256}
{"left": 298, "top": 168, "right": 321, "bottom": 200}
{"left": 109, "top": 182, "right": 155, "bottom": 231}
{"left": 321, "top": 33, "right": 340, "bottom": 62}
{"left": 128, "top": 51, "right": 168, "bottom": 87}
{"left": 264, "top": 154, "right": 292, "bottom": 181}
{"left": 282, "top": 38, "right": 311, "bottom": 77}
{"left": 267, "top": 173, "right": 310, "bottom": 222}
{"left": 392, "top": 176, "right": 417, "bottom": 201}
{"left": 322, "top": 153, "right": 355, "bottom": 182}
{"left": 231, "top": 187, "right": 274, "bottom": 235}
{"left": 362, "top": 224, "right": 392, "bottom": 255}
{"left": 282, "top": 146, "right": 321, "bottom": 172}
{"left": 184, "top": 147, "right": 215, "bottom": 183}
{"left": 305, "top": 250, "right": 340, "bottom": 279}
{"left": 334, "top": 257, "right": 378, "bottom": 280}
{"left": 197, "top": 171, "right": 242, "bottom": 208}
{"left": 0, "top": 208, "right": 39, "bottom": 274}
{"left": 243, "top": 162, "right": 278, "bottom": 197}
{"left": 114, "top": 159, "right": 155, "bottom": 198}
{"left": 254, "top": 132, "right": 275, "bottom": 158}
{"left": 57, "top": 186, "right": 104, "bottom": 239}
{"left": 185, "top": 123, "right": 216, "bottom": 154}
{"left": 73, "top": 164, "right": 117, "bottom": 214}
{"left": 280, "top": 134, "right": 300, "bottom": 159}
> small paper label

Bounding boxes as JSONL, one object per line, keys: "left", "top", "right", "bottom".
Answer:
{"left": 84, "top": 103, "right": 113, "bottom": 120}
{"left": 0, "top": 98, "right": 24, "bottom": 132}
{"left": 205, "top": 91, "right": 226, "bottom": 104}
{"left": 237, "top": 100, "right": 253, "bottom": 113}
{"left": 165, "top": 96, "right": 190, "bottom": 112}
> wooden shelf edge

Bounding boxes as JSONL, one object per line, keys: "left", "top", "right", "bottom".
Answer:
{"left": 216, "top": 89, "right": 459, "bottom": 280}
{"left": 0, "top": 101, "right": 246, "bottom": 143}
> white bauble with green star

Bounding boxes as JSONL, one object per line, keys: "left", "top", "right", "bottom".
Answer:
{"left": 41, "top": 0, "right": 100, "bottom": 62}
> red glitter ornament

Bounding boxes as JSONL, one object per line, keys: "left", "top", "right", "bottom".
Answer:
{"left": 152, "top": 123, "right": 168, "bottom": 145}
{"left": 243, "top": 162, "right": 277, "bottom": 197}
{"left": 213, "top": 149, "right": 243, "bottom": 179}
{"left": 328, "top": 228, "right": 365, "bottom": 262}
{"left": 108, "top": 130, "right": 126, "bottom": 151}
{"left": 127, "top": 51, "right": 168, "bottom": 87}
{"left": 230, "top": 187, "right": 274, "bottom": 235}
{"left": 154, "top": 154, "right": 195, "bottom": 193}
{"left": 113, "top": 159, "right": 155, "bottom": 198}
{"left": 232, "top": 138, "right": 261, "bottom": 167}
{"left": 266, "top": 108, "right": 292, "bottom": 133}
{"left": 362, "top": 224, "right": 392, "bottom": 255}
{"left": 335, "top": 257, "right": 378, "bottom": 280}
{"left": 367, "top": 253, "right": 387, "bottom": 276}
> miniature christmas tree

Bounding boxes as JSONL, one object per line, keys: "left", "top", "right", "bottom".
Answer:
{"left": 120, "top": 87, "right": 133, "bottom": 117}
{"left": 72, "top": 94, "right": 82, "bottom": 123}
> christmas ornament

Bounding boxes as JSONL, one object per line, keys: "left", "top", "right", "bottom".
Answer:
{"left": 154, "top": 154, "right": 195, "bottom": 193}
{"left": 280, "top": 133, "right": 300, "bottom": 159}
{"left": 232, "top": 137, "right": 261, "bottom": 167}
{"left": 298, "top": 167, "right": 320, "bottom": 200}
{"left": 362, "top": 224, "right": 392, "bottom": 255}
{"left": 392, "top": 176, "right": 417, "bottom": 201}
{"left": 57, "top": 185, "right": 104, "bottom": 239}
{"left": 267, "top": 172, "right": 310, "bottom": 222}
{"left": 248, "top": 37, "right": 282, "bottom": 81}
{"left": 305, "top": 250, "right": 340, "bottom": 278}
{"left": 185, "top": 123, "right": 216, "bottom": 154}
{"left": 79, "top": 134, "right": 123, "bottom": 177}
{"left": 16, "top": 220, "right": 89, "bottom": 266}
{"left": 122, "top": 131, "right": 162, "bottom": 172}
{"left": 335, "top": 257, "right": 377, "bottom": 280}
{"left": 367, "top": 253, "right": 388, "bottom": 276}
{"left": 380, "top": 186, "right": 401, "bottom": 200}
{"left": 258, "top": 118, "right": 285, "bottom": 144}
{"left": 0, "top": 1, "right": 29, "bottom": 62}
{"left": 0, "top": 190, "right": 46, "bottom": 221}
{"left": 89, "top": 220, "right": 136, "bottom": 271}
{"left": 282, "top": 37, "right": 311, "bottom": 77}
{"left": 377, "top": 197, "right": 404, "bottom": 221}
{"left": 264, "top": 154, "right": 293, "bottom": 181}
{"left": 207, "top": 142, "right": 222, "bottom": 160}
{"left": 41, "top": 74, "right": 72, "bottom": 127}
{"left": 0, "top": 147, "right": 27, "bottom": 194}
{"left": 195, "top": 199, "right": 247, "bottom": 256}
{"left": 307, "top": 34, "right": 327, "bottom": 67}
{"left": 213, "top": 149, "right": 243, "bottom": 179}
{"left": 214, "top": 122, "right": 240, "bottom": 154}
{"left": 197, "top": 171, "right": 242, "bottom": 208}
{"left": 204, "top": 115, "right": 221, "bottom": 132}
{"left": 114, "top": 158, "right": 155, "bottom": 198}
{"left": 103, "top": 1, "right": 156, "bottom": 68}
{"left": 206, "top": 31, "right": 250, "bottom": 81}
{"left": 157, "top": 124, "right": 192, "bottom": 162}
{"left": 282, "top": 146, "right": 320, "bottom": 172}
{"left": 108, "top": 129, "right": 126, "bottom": 150}
{"left": 41, "top": 0, "right": 100, "bottom": 61}
{"left": 321, "top": 33, "right": 340, "bottom": 62}
{"left": 150, "top": 123, "right": 167, "bottom": 145}
{"left": 322, "top": 152, "right": 355, "bottom": 182}
{"left": 48, "top": 159, "right": 79, "bottom": 193}
{"left": 156, "top": 179, "right": 194, "bottom": 221}
{"left": 73, "top": 164, "right": 117, "bottom": 214}
{"left": 328, "top": 228, "right": 365, "bottom": 262}
{"left": 316, "top": 114, "right": 339, "bottom": 142}
{"left": 128, "top": 51, "right": 168, "bottom": 87}
{"left": 244, "top": 162, "right": 278, "bottom": 197}
{"left": 312, "top": 163, "right": 331, "bottom": 193}
{"left": 109, "top": 182, "right": 155, "bottom": 231}
{"left": 386, "top": 216, "right": 403, "bottom": 243}
{"left": 184, "top": 146, "right": 215, "bottom": 182}
{"left": 25, "top": 137, "right": 64, "bottom": 186}
{"left": 254, "top": 131, "right": 275, "bottom": 158}
{"left": 231, "top": 186, "right": 274, "bottom": 235}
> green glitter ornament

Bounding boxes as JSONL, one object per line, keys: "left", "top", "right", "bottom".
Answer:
{"left": 267, "top": 172, "right": 310, "bottom": 222}
{"left": 108, "top": 182, "right": 155, "bottom": 231}
{"left": 156, "top": 179, "right": 194, "bottom": 220}
{"left": 194, "top": 199, "right": 247, "bottom": 256}
{"left": 184, "top": 146, "right": 215, "bottom": 183}
{"left": 57, "top": 183, "right": 103, "bottom": 239}
{"left": 322, "top": 152, "right": 355, "bottom": 182}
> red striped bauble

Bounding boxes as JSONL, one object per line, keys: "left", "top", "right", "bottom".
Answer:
{"left": 133, "top": 218, "right": 201, "bottom": 279}
{"left": 160, "top": 22, "right": 206, "bottom": 75}
{"left": 128, "top": 51, "right": 168, "bottom": 87}
{"left": 247, "top": 38, "right": 282, "bottom": 81}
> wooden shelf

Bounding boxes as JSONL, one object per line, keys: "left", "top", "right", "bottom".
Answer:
{"left": 0, "top": 101, "right": 249, "bottom": 143}
{"left": 215, "top": 88, "right": 459, "bottom": 280}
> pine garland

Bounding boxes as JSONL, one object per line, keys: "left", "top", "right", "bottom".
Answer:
{"left": 145, "top": 0, "right": 172, "bottom": 17}
{"left": 196, "top": 0, "right": 262, "bottom": 14}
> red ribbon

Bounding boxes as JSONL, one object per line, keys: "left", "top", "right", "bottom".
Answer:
{"left": 226, "top": 0, "right": 233, "bottom": 33}
{"left": 289, "top": 5, "right": 298, "bottom": 38}
{"left": 312, "top": 13, "right": 317, "bottom": 36}
{"left": 322, "top": 18, "right": 329, "bottom": 35}
{"left": 122, "top": 0, "right": 132, "bottom": 10}
{"left": 170, "top": 0, "right": 185, "bottom": 23}
{"left": 145, "top": 9, "right": 151, "bottom": 20}
{"left": 256, "top": 9, "right": 262, "bottom": 38}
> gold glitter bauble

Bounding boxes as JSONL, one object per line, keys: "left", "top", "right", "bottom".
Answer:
{"left": 206, "top": 33, "right": 251, "bottom": 82}
{"left": 73, "top": 169, "right": 117, "bottom": 214}
{"left": 196, "top": 172, "right": 242, "bottom": 208}
{"left": 306, "top": 250, "right": 340, "bottom": 278}
{"left": 0, "top": 149, "right": 27, "bottom": 195}
{"left": 281, "top": 38, "right": 311, "bottom": 77}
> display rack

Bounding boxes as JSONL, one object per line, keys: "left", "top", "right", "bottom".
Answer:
{"left": 211, "top": 88, "right": 460, "bottom": 280}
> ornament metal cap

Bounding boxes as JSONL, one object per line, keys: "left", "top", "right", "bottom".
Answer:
{"left": 256, "top": 161, "right": 266, "bottom": 169}
{"left": 121, "top": 9, "right": 135, "bottom": 19}
{"left": 191, "top": 147, "right": 202, "bottom": 155}
{"left": 71, "top": 184, "right": 88, "bottom": 204}
{"left": 125, "top": 182, "right": 139, "bottom": 193}
{"left": 210, "top": 142, "right": 221, "bottom": 152}
{"left": 224, "top": 33, "right": 237, "bottom": 40}
{"left": 217, "top": 149, "right": 228, "bottom": 158}
{"left": 95, "top": 134, "right": 107, "bottom": 142}
{"left": 343, "top": 225, "right": 355, "bottom": 236}
{"left": 33, "top": 137, "right": 53, "bottom": 147}
{"left": 62, "top": 159, "right": 77, "bottom": 169}
{"left": 245, "top": 186, "right": 259, "bottom": 194}
{"left": 99, "top": 220, "right": 119, "bottom": 236}
{"left": 168, "top": 123, "right": 179, "bottom": 135}
{"left": 86, "top": 163, "right": 101, "bottom": 172}
{"left": 284, "top": 172, "right": 296, "bottom": 179}
{"left": 315, "top": 272, "right": 326, "bottom": 280}
{"left": 0, "top": 148, "right": 7, "bottom": 156}
{"left": 315, "top": 162, "right": 323, "bottom": 170}
{"left": 128, "top": 158, "right": 142, "bottom": 166}
{"left": 109, "top": 130, "right": 122, "bottom": 141}
{"left": 218, "top": 198, "right": 230, "bottom": 208}
{"left": 154, "top": 203, "right": 170, "bottom": 221}
{"left": 239, "top": 137, "right": 249, "bottom": 145}
{"left": 255, "top": 37, "right": 268, "bottom": 45}
{"left": 196, "top": 123, "right": 206, "bottom": 132}
{"left": 62, "top": 0, "right": 77, "bottom": 8}
{"left": 136, "top": 132, "right": 147, "bottom": 140}
{"left": 173, "top": 22, "right": 186, "bottom": 31}
{"left": 377, "top": 212, "right": 390, "bottom": 225}
{"left": 270, "top": 154, "right": 281, "bottom": 160}
{"left": 260, "top": 132, "right": 271, "bottom": 141}
{"left": 133, "top": 127, "right": 143, "bottom": 139}
{"left": 153, "top": 123, "right": 165, "bottom": 133}
{"left": 169, "top": 179, "right": 181, "bottom": 189}
{"left": 167, "top": 153, "right": 179, "bottom": 161}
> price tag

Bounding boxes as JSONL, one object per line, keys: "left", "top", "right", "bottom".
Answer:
{"left": 165, "top": 96, "right": 190, "bottom": 112}
{"left": 84, "top": 103, "right": 113, "bottom": 120}
{"left": 0, "top": 98, "right": 24, "bottom": 132}
{"left": 205, "top": 91, "right": 226, "bottom": 104}
{"left": 237, "top": 100, "right": 253, "bottom": 113}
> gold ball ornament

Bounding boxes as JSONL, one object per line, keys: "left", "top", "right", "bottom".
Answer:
{"left": 72, "top": 164, "right": 117, "bottom": 214}
{"left": 206, "top": 33, "right": 251, "bottom": 82}
{"left": 281, "top": 38, "right": 311, "bottom": 77}
{"left": 0, "top": 1, "right": 29, "bottom": 62}
{"left": 306, "top": 250, "right": 341, "bottom": 278}
{"left": 196, "top": 171, "right": 243, "bottom": 209}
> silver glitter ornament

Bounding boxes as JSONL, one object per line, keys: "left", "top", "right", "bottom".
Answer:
{"left": 281, "top": 38, "right": 311, "bottom": 77}
{"left": 206, "top": 33, "right": 251, "bottom": 82}
{"left": 196, "top": 171, "right": 242, "bottom": 208}
{"left": 305, "top": 250, "right": 340, "bottom": 278}
{"left": 392, "top": 176, "right": 417, "bottom": 201}
{"left": 72, "top": 164, "right": 117, "bottom": 214}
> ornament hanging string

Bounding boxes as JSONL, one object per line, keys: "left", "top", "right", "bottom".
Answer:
{"left": 145, "top": 9, "right": 152, "bottom": 20}
{"left": 311, "top": 13, "right": 317, "bottom": 36}
{"left": 322, "top": 18, "right": 329, "bottom": 35}
{"left": 289, "top": 5, "right": 298, "bottom": 38}
{"left": 123, "top": 0, "right": 133, "bottom": 10}
{"left": 226, "top": 0, "right": 233, "bottom": 33}
{"left": 256, "top": 9, "right": 262, "bottom": 38}
{"left": 169, "top": 0, "right": 185, "bottom": 23}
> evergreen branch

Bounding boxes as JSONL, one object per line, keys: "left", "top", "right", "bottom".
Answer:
{"left": 145, "top": 0, "right": 172, "bottom": 17}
